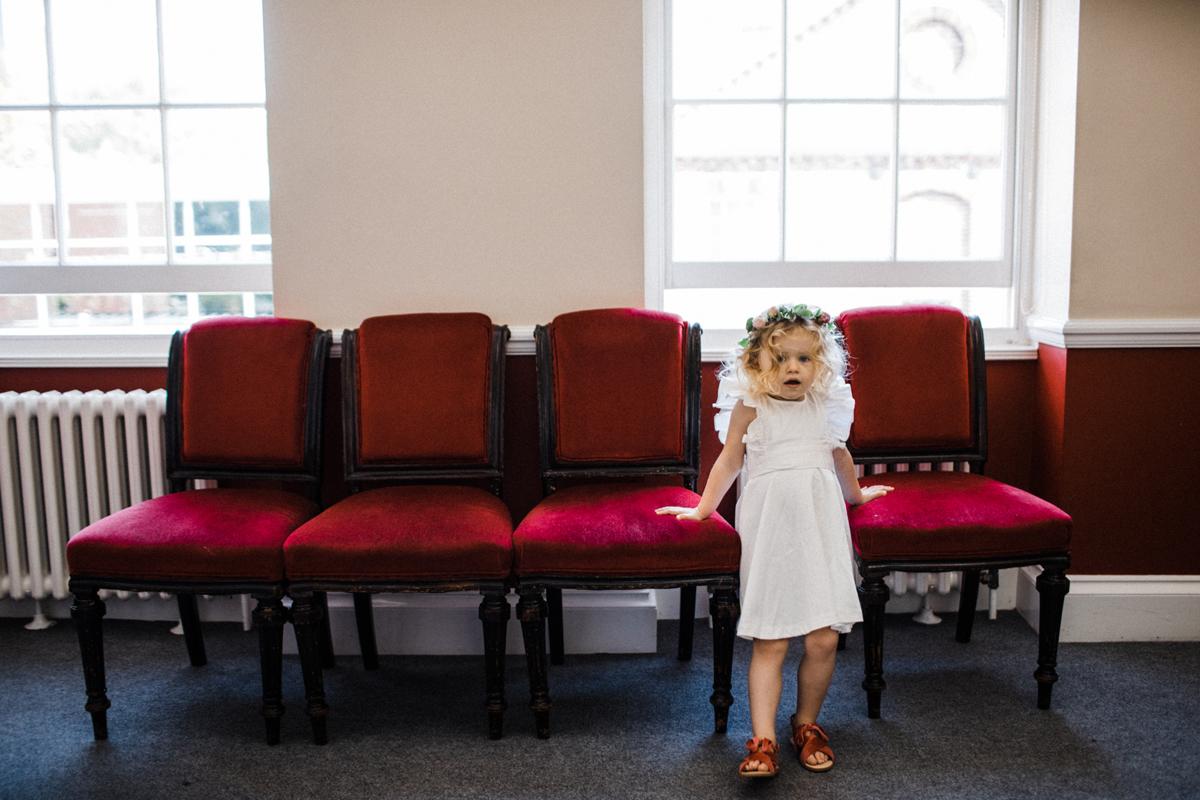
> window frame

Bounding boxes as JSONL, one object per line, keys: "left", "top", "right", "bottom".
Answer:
{"left": 0, "top": 0, "right": 272, "bottom": 339}
{"left": 644, "top": 0, "right": 1043, "bottom": 358}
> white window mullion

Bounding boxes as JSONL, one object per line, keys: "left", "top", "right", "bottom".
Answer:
{"left": 44, "top": 0, "right": 69, "bottom": 266}
{"left": 890, "top": 0, "right": 902, "bottom": 263}
{"left": 778, "top": 0, "right": 788, "bottom": 263}
{"left": 157, "top": 0, "right": 177, "bottom": 268}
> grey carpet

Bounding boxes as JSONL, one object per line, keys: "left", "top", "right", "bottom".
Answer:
{"left": 2, "top": 611, "right": 1198, "bottom": 800}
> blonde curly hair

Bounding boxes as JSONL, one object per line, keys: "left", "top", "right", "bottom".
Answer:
{"left": 723, "top": 306, "right": 847, "bottom": 403}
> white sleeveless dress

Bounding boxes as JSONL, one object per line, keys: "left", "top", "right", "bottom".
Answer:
{"left": 715, "top": 375, "right": 863, "bottom": 641}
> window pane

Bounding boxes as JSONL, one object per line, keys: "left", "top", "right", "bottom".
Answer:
{"left": 897, "top": 104, "right": 1005, "bottom": 260}
{"left": 50, "top": 0, "right": 159, "bottom": 105}
{"left": 168, "top": 108, "right": 269, "bottom": 263}
{"left": 0, "top": 0, "right": 50, "bottom": 104}
{"left": 900, "top": 0, "right": 1009, "bottom": 99}
{"left": 0, "top": 111, "right": 57, "bottom": 262}
{"left": 141, "top": 292, "right": 188, "bottom": 325}
{"left": 49, "top": 294, "right": 132, "bottom": 326}
{"left": 198, "top": 293, "right": 241, "bottom": 316}
{"left": 0, "top": 294, "right": 39, "bottom": 327}
{"left": 162, "top": 0, "right": 265, "bottom": 103}
{"left": 788, "top": 0, "right": 897, "bottom": 100}
{"left": 673, "top": 0, "right": 782, "bottom": 100}
{"left": 673, "top": 104, "right": 781, "bottom": 261}
{"left": 665, "top": 286, "right": 1011, "bottom": 330}
{"left": 786, "top": 104, "right": 894, "bottom": 260}
{"left": 58, "top": 109, "right": 165, "bottom": 262}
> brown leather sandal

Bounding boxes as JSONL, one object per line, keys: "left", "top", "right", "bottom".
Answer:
{"left": 789, "top": 715, "right": 834, "bottom": 773}
{"left": 738, "top": 737, "right": 780, "bottom": 778}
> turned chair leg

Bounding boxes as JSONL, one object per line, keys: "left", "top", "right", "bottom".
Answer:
{"left": 708, "top": 585, "right": 739, "bottom": 734}
{"left": 479, "top": 591, "right": 511, "bottom": 740}
{"left": 71, "top": 589, "right": 111, "bottom": 741}
{"left": 517, "top": 587, "right": 552, "bottom": 739}
{"left": 352, "top": 592, "right": 379, "bottom": 670}
{"left": 956, "top": 568, "right": 982, "bottom": 644}
{"left": 291, "top": 593, "right": 330, "bottom": 745}
{"left": 315, "top": 591, "right": 336, "bottom": 669}
{"left": 546, "top": 587, "right": 564, "bottom": 666}
{"left": 677, "top": 585, "right": 696, "bottom": 661}
{"left": 175, "top": 593, "right": 207, "bottom": 666}
{"left": 1035, "top": 567, "right": 1070, "bottom": 710}
{"left": 859, "top": 574, "right": 889, "bottom": 719}
{"left": 252, "top": 596, "right": 287, "bottom": 745}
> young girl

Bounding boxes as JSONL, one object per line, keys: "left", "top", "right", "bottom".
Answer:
{"left": 657, "top": 304, "right": 892, "bottom": 778}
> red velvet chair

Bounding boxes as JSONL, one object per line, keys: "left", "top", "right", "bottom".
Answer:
{"left": 838, "top": 305, "right": 1072, "bottom": 718}
{"left": 512, "top": 309, "right": 741, "bottom": 738}
{"left": 66, "top": 316, "right": 331, "bottom": 745}
{"left": 283, "top": 313, "right": 514, "bottom": 742}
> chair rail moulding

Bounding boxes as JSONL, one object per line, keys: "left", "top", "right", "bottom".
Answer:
{"left": 1026, "top": 317, "right": 1200, "bottom": 349}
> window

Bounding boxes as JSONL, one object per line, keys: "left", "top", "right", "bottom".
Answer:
{"left": 651, "top": 0, "right": 1027, "bottom": 334}
{"left": 0, "top": 0, "right": 272, "bottom": 332}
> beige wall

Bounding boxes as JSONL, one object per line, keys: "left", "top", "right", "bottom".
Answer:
{"left": 1070, "top": 0, "right": 1200, "bottom": 319}
{"left": 263, "top": 0, "right": 645, "bottom": 331}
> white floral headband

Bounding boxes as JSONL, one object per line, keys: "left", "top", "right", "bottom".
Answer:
{"left": 739, "top": 303, "right": 835, "bottom": 348}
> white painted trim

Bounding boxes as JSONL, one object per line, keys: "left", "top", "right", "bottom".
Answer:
{"left": 1026, "top": 317, "right": 1200, "bottom": 349}
{"left": 0, "top": 331, "right": 177, "bottom": 368}
{"left": 1017, "top": 567, "right": 1200, "bottom": 642}
{"left": 643, "top": 0, "right": 666, "bottom": 312}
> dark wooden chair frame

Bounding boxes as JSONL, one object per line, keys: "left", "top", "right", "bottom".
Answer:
{"left": 514, "top": 321, "right": 740, "bottom": 739}
{"left": 286, "top": 324, "right": 513, "bottom": 742}
{"left": 69, "top": 326, "right": 332, "bottom": 745}
{"left": 844, "top": 314, "right": 1071, "bottom": 719}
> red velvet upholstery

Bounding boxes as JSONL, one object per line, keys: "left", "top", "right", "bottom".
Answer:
{"left": 356, "top": 314, "right": 493, "bottom": 464}
{"left": 513, "top": 485, "right": 740, "bottom": 577}
{"left": 839, "top": 306, "right": 973, "bottom": 450}
{"left": 66, "top": 489, "right": 319, "bottom": 582}
{"left": 549, "top": 309, "right": 686, "bottom": 463}
{"left": 849, "top": 472, "right": 1072, "bottom": 560}
{"left": 284, "top": 485, "right": 513, "bottom": 581}
{"left": 181, "top": 316, "right": 316, "bottom": 467}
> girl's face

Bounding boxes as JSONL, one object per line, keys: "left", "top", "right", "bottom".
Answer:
{"left": 758, "top": 330, "right": 818, "bottom": 401}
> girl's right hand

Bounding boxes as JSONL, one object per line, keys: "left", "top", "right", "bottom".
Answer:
{"left": 655, "top": 506, "right": 708, "bottom": 521}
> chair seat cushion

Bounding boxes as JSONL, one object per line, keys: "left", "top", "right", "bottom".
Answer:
{"left": 513, "top": 484, "right": 740, "bottom": 578}
{"left": 66, "top": 489, "right": 320, "bottom": 583}
{"left": 283, "top": 485, "right": 514, "bottom": 581}
{"left": 849, "top": 471, "right": 1072, "bottom": 561}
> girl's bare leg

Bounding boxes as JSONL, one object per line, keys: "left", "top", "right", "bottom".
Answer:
{"left": 793, "top": 626, "right": 839, "bottom": 766}
{"left": 744, "top": 637, "right": 790, "bottom": 773}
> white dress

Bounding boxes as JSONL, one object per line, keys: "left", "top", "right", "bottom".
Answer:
{"left": 715, "top": 374, "right": 863, "bottom": 641}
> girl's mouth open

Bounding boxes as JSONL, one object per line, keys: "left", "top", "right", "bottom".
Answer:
{"left": 784, "top": 379, "right": 801, "bottom": 386}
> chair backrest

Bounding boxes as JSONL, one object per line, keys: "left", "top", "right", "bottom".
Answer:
{"left": 341, "top": 313, "right": 508, "bottom": 489}
{"left": 535, "top": 308, "right": 701, "bottom": 490}
{"left": 837, "top": 305, "right": 987, "bottom": 468}
{"left": 166, "top": 316, "right": 330, "bottom": 493}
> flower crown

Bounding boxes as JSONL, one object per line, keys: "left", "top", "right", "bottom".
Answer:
{"left": 738, "top": 303, "right": 835, "bottom": 348}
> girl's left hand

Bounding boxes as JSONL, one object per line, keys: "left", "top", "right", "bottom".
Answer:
{"left": 655, "top": 506, "right": 708, "bottom": 521}
{"left": 856, "top": 484, "right": 894, "bottom": 505}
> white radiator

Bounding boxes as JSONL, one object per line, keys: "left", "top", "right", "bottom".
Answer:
{"left": 0, "top": 390, "right": 169, "bottom": 618}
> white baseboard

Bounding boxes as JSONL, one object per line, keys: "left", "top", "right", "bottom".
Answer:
{"left": 1017, "top": 567, "right": 1200, "bottom": 642}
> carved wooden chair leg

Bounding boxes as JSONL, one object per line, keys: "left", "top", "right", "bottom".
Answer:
{"left": 956, "top": 568, "right": 982, "bottom": 644}
{"left": 546, "top": 587, "right": 565, "bottom": 665}
{"left": 677, "top": 584, "right": 696, "bottom": 661}
{"left": 1035, "top": 566, "right": 1070, "bottom": 710}
{"left": 176, "top": 593, "right": 207, "bottom": 666}
{"left": 314, "top": 591, "right": 335, "bottom": 669}
{"left": 859, "top": 573, "right": 889, "bottom": 719}
{"left": 71, "top": 589, "right": 111, "bottom": 741}
{"left": 517, "top": 587, "right": 552, "bottom": 739}
{"left": 290, "top": 593, "right": 330, "bottom": 745}
{"left": 708, "top": 585, "right": 739, "bottom": 734}
{"left": 352, "top": 592, "right": 379, "bottom": 670}
{"left": 479, "top": 590, "right": 511, "bottom": 740}
{"left": 252, "top": 596, "right": 287, "bottom": 745}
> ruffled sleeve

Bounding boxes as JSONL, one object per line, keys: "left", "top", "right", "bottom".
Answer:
{"left": 713, "top": 369, "right": 756, "bottom": 444}
{"left": 822, "top": 376, "right": 855, "bottom": 446}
